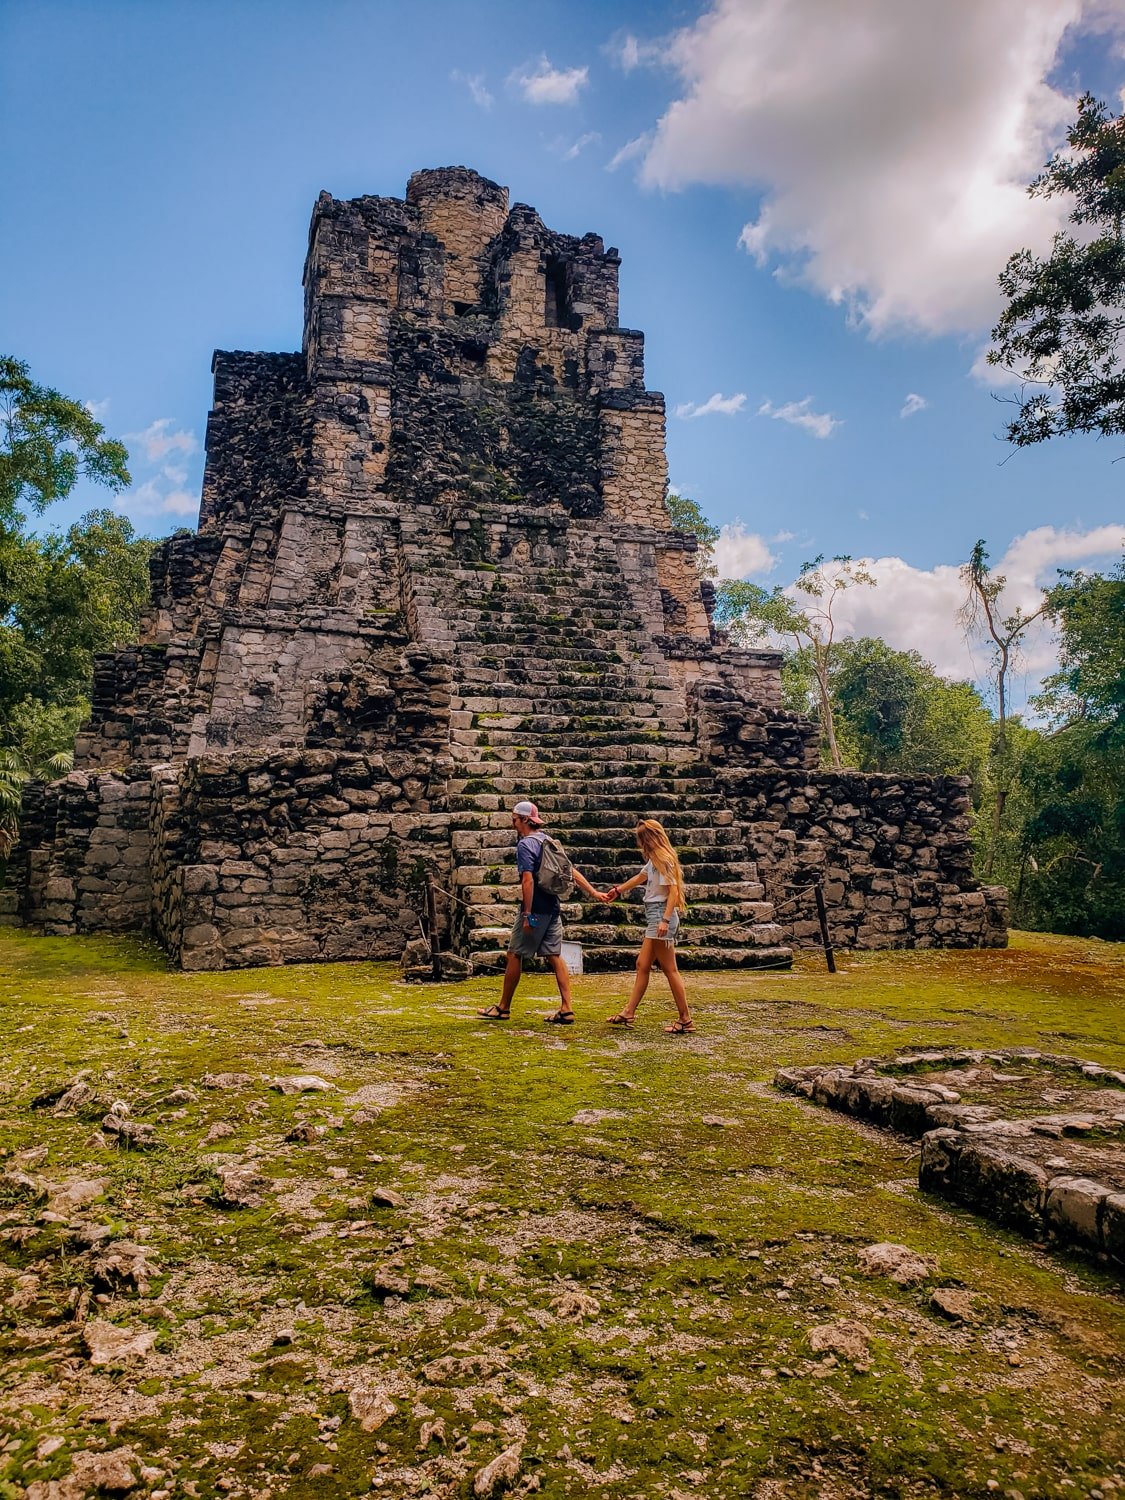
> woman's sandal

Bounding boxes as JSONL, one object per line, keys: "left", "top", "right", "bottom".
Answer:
{"left": 477, "top": 1004, "right": 511, "bottom": 1020}
{"left": 545, "top": 1010, "right": 576, "bottom": 1025}
{"left": 663, "top": 1019, "right": 696, "bottom": 1034}
{"left": 607, "top": 1013, "right": 634, "bottom": 1027}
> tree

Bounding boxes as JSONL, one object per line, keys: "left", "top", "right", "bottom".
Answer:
{"left": 958, "top": 540, "right": 1048, "bottom": 877}
{"left": 717, "top": 555, "right": 875, "bottom": 768}
{"left": 1036, "top": 554, "right": 1125, "bottom": 732}
{"left": 988, "top": 94, "right": 1125, "bottom": 446}
{"left": 1008, "top": 555, "right": 1125, "bottom": 940}
{"left": 0, "top": 360, "right": 148, "bottom": 855}
{"left": 1, "top": 357, "right": 130, "bottom": 522}
{"left": 830, "top": 637, "right": 993, "bottom": 784}
{"left": 665, "top": 489, "right": 719, "bottom": 577}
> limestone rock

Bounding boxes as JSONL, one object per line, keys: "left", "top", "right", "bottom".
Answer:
{"left": 930, "top": 1287, "right": 976, "bottom": 1322}
{"left": 371, "top": 1186, "right": 404, "bottom": 1209}
{"left": 71, "top": 1448, "right": 139, "bottom": 1492}
{"left": 0, "top": 1168, "right": 46, "bottom": 1203}
{"left": 47, "top": 1176, "right": 108, "bottom": 1213}
{"left": 807, "top": 1320, "right": 871, "bottom": 1363}
{"left": 857, "top": 1242, "right": 933, "bottom": 1286}
{"left": 91, "top": 1240, "right": 158, "bottom": 1297}
{"left": 271, "top": 1075, "right": 334, "bottom": 1095}
{"left": 201, "top": 1072, "right": 255, "bottom": 1090}
{"left": 569, "top": 1109, "right": 626, "bottom": 1126}
{"left": 473, "top": 1443, "right": 523, "bottom": 1497}
{"left": 213, "top": 1164, "right": 266, "bottom": 1209}
{"left": 348, "top": 1386, "right": 397, "bottom": 1432}
{"left": 83, "top": 1319, "right": 157, "bottom": 1366}
{"left": 102, "top": 1114, "right": 157, "bottom": 1150}
{"left": 550, "top": 1290, "right": 600, "bottom": 1321}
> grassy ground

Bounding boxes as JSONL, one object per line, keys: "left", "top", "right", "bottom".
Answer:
{"left": 1, "top": 927, "right": 1123, "bottom": 1500}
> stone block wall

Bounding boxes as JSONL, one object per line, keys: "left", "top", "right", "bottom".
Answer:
{"left": 719, "top": 768, "right": 1008, "bottom": 949}
{"left": 6, "top": 771, "right": 154, "bottom": 936}
{"left": 163, "top": 751, "right": 453, "bottom": 971}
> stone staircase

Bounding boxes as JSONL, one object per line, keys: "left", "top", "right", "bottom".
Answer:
{"left": 410, "top": 544, "right": 791, "bottom": 972}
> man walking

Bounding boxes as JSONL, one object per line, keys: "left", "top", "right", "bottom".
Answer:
{"left": 477, "top": 800, "right": 603, "bottom": 1024}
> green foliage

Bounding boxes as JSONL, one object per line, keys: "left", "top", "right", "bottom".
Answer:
{"left": 1011, "top": 556, "right": 1125, "bottom": 939}
{"left": 830, "top": 638, "right": 993, "bottom": 783}
{"left": 665, "top": 490, "right": 719, "bottom": 577}
{"left": 1036, "top": 554, "right": 1125, "bottom": 729}
{"left": 717, "top": 556, "right": 875, "bottom": 767}
{"left": 1014, "top": 723, "right": 1124, "bottom": 939}
{"left": 0, "top": 357, "right": 130, "bottom": 522}
{"left": 989, "top": 94, "right": 1125, "bottom": 445}
{"left": 0, "top": 360, "right": 150, "bottom": 855}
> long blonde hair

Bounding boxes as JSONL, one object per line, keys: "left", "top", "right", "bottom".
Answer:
{"left": 635, "top": 819, "right": 687, "bottom": 914}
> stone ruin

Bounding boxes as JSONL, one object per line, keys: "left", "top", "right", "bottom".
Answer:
{"left": 777, "top": 1050, "right": 1125, "bottom": 1270}
{"left": 2, "top": 167, "right": 1007, "bottom": 971}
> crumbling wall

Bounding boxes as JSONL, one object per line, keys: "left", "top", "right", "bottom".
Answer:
{"left": 719, "top": 768, "right": 1007, "bottom": 949}
{"left": 5, "top": 771, "right": 154, "bottom": 935}
{"left": 169, "top": 751, "right": 453, "bottom": 970}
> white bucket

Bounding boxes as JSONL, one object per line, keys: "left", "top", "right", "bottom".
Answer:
{"left": 560, "top": 941, "right": 584, "bottom": 975}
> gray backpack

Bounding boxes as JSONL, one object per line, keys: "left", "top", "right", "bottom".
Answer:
{"left": 533, "top": 832, "right": 576, "bottom": 900}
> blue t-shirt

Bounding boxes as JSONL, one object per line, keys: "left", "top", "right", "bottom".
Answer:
{"left": 516, "top": 831, "right": 561, "bottom": 917}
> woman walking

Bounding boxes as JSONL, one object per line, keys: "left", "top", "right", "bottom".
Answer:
{"left": 605, "top": 818, "right": 694, "bottom": 1034}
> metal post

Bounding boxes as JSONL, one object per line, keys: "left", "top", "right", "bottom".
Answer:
{"left": 813, "top": 880, "right": 836, "bottom": 974}
{"left": 425, "top": 873, "right": 442, "bottom": 981}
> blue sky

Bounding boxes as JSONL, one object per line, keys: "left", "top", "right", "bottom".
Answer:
{"left": 2, "top": 0, "right": 1123, "bottom": 698}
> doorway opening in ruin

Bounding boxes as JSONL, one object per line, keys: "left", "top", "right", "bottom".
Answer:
{"left": 544, "top": 258, "right": 571, "bottom": 329}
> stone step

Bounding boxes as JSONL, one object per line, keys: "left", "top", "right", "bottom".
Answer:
{"left": 453, "top": 869, "right": 765, "bottom": 900}
{"left": 455, "top": 728, "right": 697, "bottom": 749}
{"left": 454, "top": 700, "right": 671, "bottom": 721}
{"left": 448, "top": 752, "right": 709, "bottom": 776}
{"left": 456, "top": 900, "right": 778, "bottom": 929}
{"left": 444, "top": 744, "right": 702, "bottom": 768}
{"left": 447, "top": 775, "right": 722, "bottom": 797}
{"left": 465, "top": 942, "right": 794, "bottom": 973}
{"left": 454, "top": 643, "right": 630, "bottom": 667}
{"left": 450, "top": 816, "right": 750, "bottom": 840}
{"left": 449, "top": 794, "right": 736, "bottom": 817}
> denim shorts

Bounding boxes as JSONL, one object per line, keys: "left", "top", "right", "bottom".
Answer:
{"left": 644, "top": 900, "right": 680, "bottom": 944}
{"left": 508, "top": 912, "right": 564, "bottom": 959}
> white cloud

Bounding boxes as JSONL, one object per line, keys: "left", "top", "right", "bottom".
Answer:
{"left": 637, "top": 0, "right": 1117, "bottom": 337}
{"left": 771, "top": 529, "right": 795, "bottom": 544}
{"left": 607, "top": 32, "right": 668, "bottom": 72}
{"left": 816, "top": 524, "right": 1125, "bottom": 699}
{"left": 84, "top": 398, "right": 111, "bottom": 421}
{"left": 452, "top": 70, "right": 493, "bottom": 109}
{"left": 714, "top": 521, "right": 777, "bottom": 577}
{"left": 607, "top": 134, "right": 651, "bottom": 171}
{"left": 759, "top": 396, "right": 841, "bottom": 439}
{"left": 900, "top": 392, "right": 929, "bottom": 418}
{"left": 563, "top": 132, "right": 601, "bottom": 161}
{"left": 514, "top": 57, "right": 589, "bottom": 105}
{"left": 675, "top": 391, "right": 747, "bottom": 419}
{"left": 126, "top": 418, "right": 198, "bottom": 464}
{"left": 116, "top": 477, "right": 198, "bottom": 521}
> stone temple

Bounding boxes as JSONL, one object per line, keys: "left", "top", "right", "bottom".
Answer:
{"left": 4, "top": 168, "right": 1007, "bottom": 970}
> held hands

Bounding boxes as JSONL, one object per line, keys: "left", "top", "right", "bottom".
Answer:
{"left": 594, "top": 885, "right": 621, "bottom": 905}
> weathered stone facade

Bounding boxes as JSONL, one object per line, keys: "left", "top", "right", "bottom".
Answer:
{"left": 2, "top": 167, "right": 1006, "bottom": 969}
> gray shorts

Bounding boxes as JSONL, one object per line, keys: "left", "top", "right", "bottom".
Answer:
{"left": 644, "top": 900, "right": 680, "bottom": 944}
{"left": 508, "top": 912, "right": 564, "bottom": 959}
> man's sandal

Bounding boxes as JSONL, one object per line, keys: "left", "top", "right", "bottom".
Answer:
{"left": 545, "top": 1011, "right": 576, "bottom": 1025}
{"left": 607, "top": 1013, "right": 634, "bottom": 1027}
{"left": 477, "top": 1004, "right": 511, "bottom": 1020}
{"left": 663, "top": 1019, "right": 696, "bottom": 1034}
